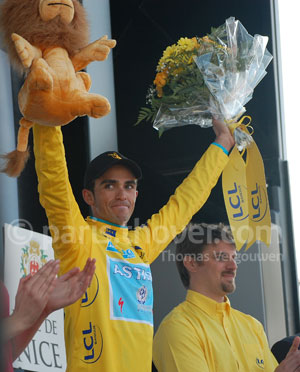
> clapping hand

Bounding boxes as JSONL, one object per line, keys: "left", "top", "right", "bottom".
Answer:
{"left": 45, "top": 257, "right": 96, "bottom": 314}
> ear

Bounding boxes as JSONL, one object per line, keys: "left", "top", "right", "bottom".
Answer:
{"left": 183, "top": 256, "right": 199, "bottom": 273}
{"left": 82, "top": 189, "right": 95, "bottom": 206}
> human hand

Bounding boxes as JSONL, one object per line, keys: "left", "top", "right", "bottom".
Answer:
{"left": 12, "top": 260, "right": 60, "bottom": 331}
{"left": 44, "top": 257, "right": 96, "bottom": 314}
{"left": 212, "top": 117, "right": 235, "bottom": 153}
{"left": 274, "top": 336, "right": 300, "bottom": 372}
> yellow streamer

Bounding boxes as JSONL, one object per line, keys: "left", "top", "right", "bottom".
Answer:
{"left": 222, "top": 116, "right": 271, "bottom": 251}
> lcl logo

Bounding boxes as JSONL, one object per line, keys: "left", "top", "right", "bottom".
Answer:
{"left": 81, "top": 322, "right": 103, "bottom": 364}
{"left": 227, "top": 182, "right": 248, "bottom": 221}
{"left": 250, "top": 183, "right": 268, "bottom": 222}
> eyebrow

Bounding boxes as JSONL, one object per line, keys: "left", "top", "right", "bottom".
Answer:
{"left": 214, "top": 251, "right": 237, "bottom": 257}
{"left": 100, "top": 179, "right": 137, "bottom": 186}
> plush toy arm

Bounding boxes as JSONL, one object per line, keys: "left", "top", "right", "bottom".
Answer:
{"left": 12, "top": 33, "right": 42, "bottom": 69}
{"left": 71, "top": 35, "right": 116, "bottom": 72}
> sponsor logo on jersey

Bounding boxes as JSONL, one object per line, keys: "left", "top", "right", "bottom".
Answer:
{"left": 106, "top": 241, "right": 136, "bottom": 259}
{"left": 122, "top": 248, "right": 135, "bottom": 259}
{"left": 81, "top": 322, "right": 103, "bottom": 364}
{"left": 118, "top": 297, "right": 124, "bottom": 313}
{"left": 81, "top": 273, "right": 99, "bottom": 308}
{"left": 108, "top": 257, "right": 153, "bottom": 325}
{"left": 135, "top": 246, "right": 145, "bottom": 260}
{"left": 106, "top": 241, "right": 119, "bottom": 253}
{"left": 256, "top": 358, "right": 264, "bottom": 369}
{"left": 105, "top": 228, "right": 116, "bottom": 237}
{"left": 136, "top": 285, "right": 148, "bottom": 304}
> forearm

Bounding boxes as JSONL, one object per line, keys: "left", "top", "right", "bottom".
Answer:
{"left": 2, "top": 313, "right": 27, "bottom": 343}
{"left": 131, "top": 144, "right": 229, "bottom": 263}
{"left": 3, "top": 310, "right": 48, "bottom": 361}
{"left": 11, "top": 312, "right": 48, "bottom": 361}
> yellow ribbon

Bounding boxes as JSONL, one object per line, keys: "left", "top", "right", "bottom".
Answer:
{"left": 226, "top": 115, "right": 254, "bottom": 136}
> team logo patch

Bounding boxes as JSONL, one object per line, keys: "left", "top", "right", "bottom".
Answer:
{"left": 256, "top": 358, "right": 264, "bottom": 369}
{"left": 20, "top": 240, "right": 47, "bottom": 276}
{"left": 136, "top": 285, "right": 148, "bottom": 304}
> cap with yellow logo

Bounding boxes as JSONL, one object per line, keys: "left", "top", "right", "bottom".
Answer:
{"left": 84, "top": 151, "right": 142, "bottom": 189}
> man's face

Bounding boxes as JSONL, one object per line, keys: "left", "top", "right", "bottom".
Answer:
{"left": 190, "top": 241, "right": 237, "bottom": 301}
{"left": 83, "top": 165, "right": 138, "bottom": 226}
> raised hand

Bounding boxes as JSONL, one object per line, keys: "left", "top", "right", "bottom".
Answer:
{"left": 212, "top": 117, "right": 235, "bottom": 153}
{"left": 44, "top": 257, "right": 96, "bottom": 314}
{"left": 11, "top": 260, "right": 60, "bottom": 332}
{"left": 275, "top": 336, "right": 300, "bottom": 371}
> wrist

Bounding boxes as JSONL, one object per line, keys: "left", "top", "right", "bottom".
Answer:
{"left": 41, "top": 306, "right": 52, "bottom": 319}
{"left": 214, "top": 134, "right": 234, "bottom": 152}
{"left": 212, "top": 142, "right": 229, "bottom": 155}
{"left": 7, "top": 312, "right": 28, "bottom": 338}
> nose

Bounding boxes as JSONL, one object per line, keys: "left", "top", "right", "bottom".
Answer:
{"left": 116, "top": 187, "right": 126, "bottom": 200}
{"left": 227, "top": 257, "right": 237, "bottom": 271}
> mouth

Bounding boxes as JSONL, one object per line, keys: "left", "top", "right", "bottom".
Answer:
{"left": 222, "top": 271, "right": 236, "bottom": 279}
{"left": 112, "top": 205, "right": 129, "bottom": 209}
{"left": 48, "top": 2, "right": 73, "bottom": 8}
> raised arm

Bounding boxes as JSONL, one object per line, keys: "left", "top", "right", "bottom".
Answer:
{"left": 130, "top": 119, "right": 234, "bottom": 263}
{"left": 33, "top": 125, "right": 91, "bottom": 266}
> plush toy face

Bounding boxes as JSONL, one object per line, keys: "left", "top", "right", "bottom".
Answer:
{"left": 39, "top": 0, "right": 75, "bottom": 24}
{"left": 0, "top": 0, "right": 89, "bottom": 72}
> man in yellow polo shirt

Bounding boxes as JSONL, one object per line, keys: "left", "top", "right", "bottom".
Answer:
{"left": 153, "top": 223, "right": 300, "bottom": 372}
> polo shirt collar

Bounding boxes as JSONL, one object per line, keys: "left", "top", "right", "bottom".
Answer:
{"left": 186, "top": 289, "right": 231, "bottom": 315}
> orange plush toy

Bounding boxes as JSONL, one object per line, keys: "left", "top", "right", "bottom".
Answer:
{"left": 0, "top": 0, "right": 116, "bottom": 177}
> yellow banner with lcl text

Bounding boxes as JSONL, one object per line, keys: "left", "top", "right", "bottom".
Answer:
{"left": 222, "top": 146, "right": 249, "bottom": 251}
{"left": 222, "top": 142, "right": 271, "bottom": 251}
{"left": 245, "top": 141, "right": 271, "bottom": 249}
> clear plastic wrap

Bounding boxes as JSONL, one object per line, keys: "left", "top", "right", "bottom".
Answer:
{"left": 138, "top": 17, "right": 273, "bottom": 148}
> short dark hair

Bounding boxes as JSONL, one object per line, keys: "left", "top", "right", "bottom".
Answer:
{"left": 176, "top": 223, "right": 234, "bottom": 288}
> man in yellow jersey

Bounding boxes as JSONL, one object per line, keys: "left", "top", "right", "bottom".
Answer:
{"left": 153, "top": 223, "right": 300, "bottom": 372}
{"left": 33, "top": 119, "right": 234, "bottom": 372}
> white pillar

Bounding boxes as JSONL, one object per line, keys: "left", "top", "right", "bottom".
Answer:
{"left": 0, "top": 50, "right": 19, "bottom": 260}
{"left": 84, "top": 0, "right": 118, "bottom": 160}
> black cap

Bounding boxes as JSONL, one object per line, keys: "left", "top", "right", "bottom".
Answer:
{"left": 84, "top": 151, "right": 142, "bottom": 189}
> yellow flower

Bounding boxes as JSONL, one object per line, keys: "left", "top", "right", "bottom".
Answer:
{"left": 177, "top": 37, "right": 199, "bottom": 51}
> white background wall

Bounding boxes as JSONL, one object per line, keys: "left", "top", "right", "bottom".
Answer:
{"left": 0, "top": 50, "right": 19, "bottom": 266}
{"left": 84, "top": 0, "right": 118, "bottom": 160}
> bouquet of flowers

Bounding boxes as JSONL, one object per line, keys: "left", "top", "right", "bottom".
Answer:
{"left": 137, "top": 17, "right": 273, "bottom": 149}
